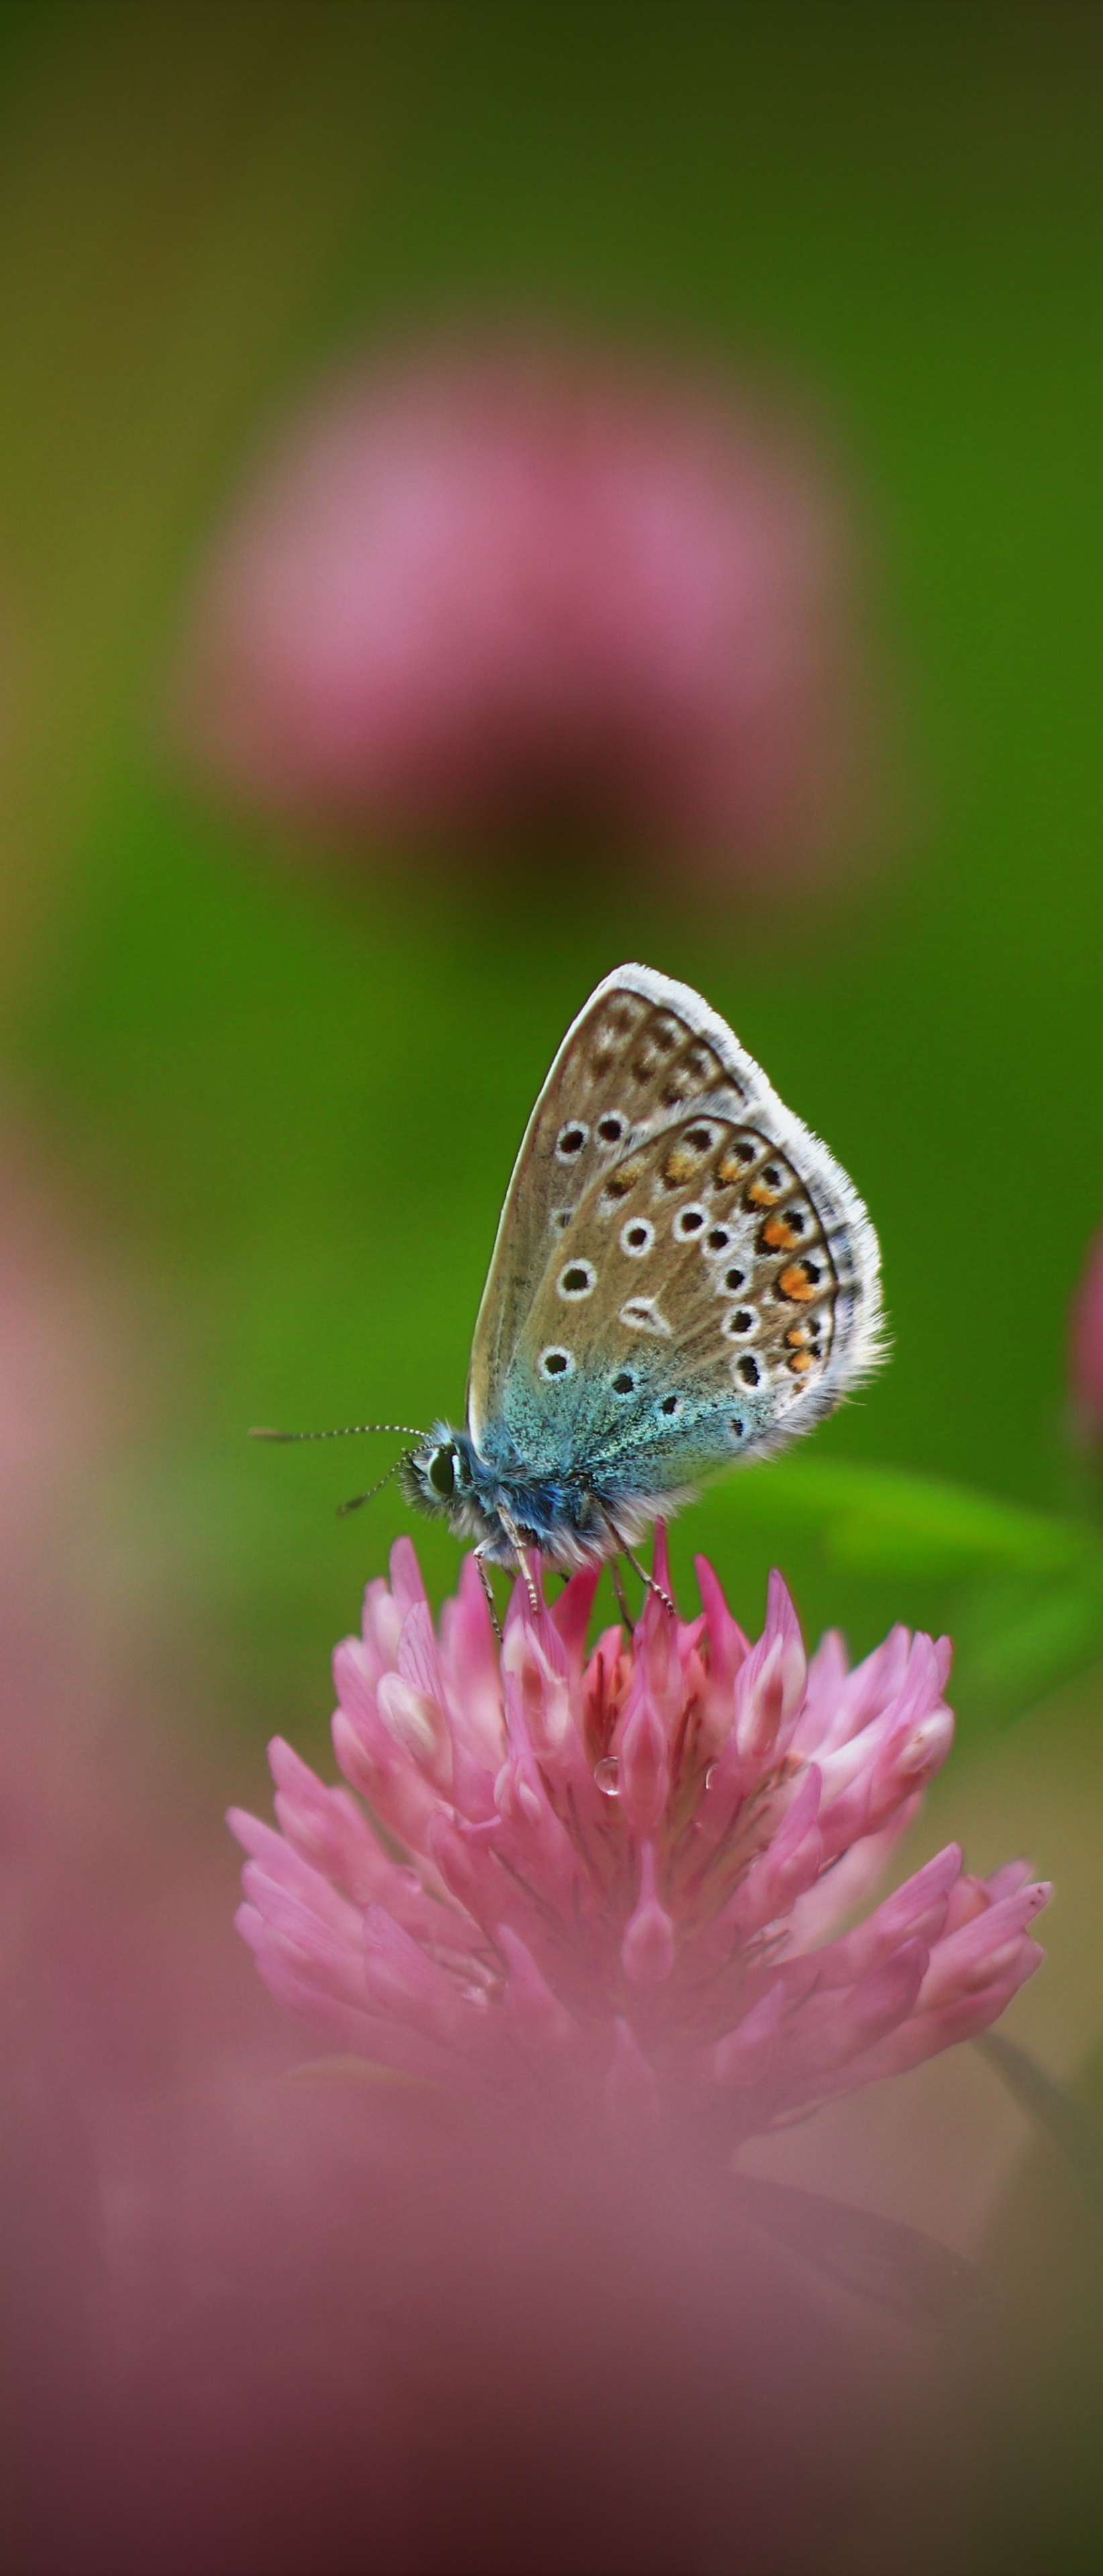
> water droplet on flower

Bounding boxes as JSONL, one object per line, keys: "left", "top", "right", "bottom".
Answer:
{"left": 705, "top": 1762, "right": 718, "bottom": 1789}
{"left": 594, "top": 1756, "right": 621, "bottom": 1797}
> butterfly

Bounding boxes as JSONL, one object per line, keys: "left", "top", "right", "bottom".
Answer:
{"left": 255, "top": 966, "right": 883, "bottom": 1618}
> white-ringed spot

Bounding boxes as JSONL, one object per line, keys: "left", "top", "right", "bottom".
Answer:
{"left": 611, "top": 1368, "right": 636, "bottom": 1397}
{"left": 620, "top": 1217, "right": 655, "bottom": 1258}
{"left": 719, "top": 1263, "right": 748, "bottom": 1295}
{"left": 595, "top": 1110, "right": 629, "bottom": 1148}
{"left": 721, "top": 1306, "right": 759, "bottom": 1340}
{"left": 704, "top": 1224, "right": 735, "bottom": 1256}
{"left": 735, "top": 1353, "right": 762, "bottom": 1389}
{"left": 550, "top": 1208, "right": 574, "bottom": 1232}
{"left": 555, "top": 1120, "right": 590, "bottom": 1162}
{"left": 672, "top": 1202, "right": 708, "bottom": 1241}
{"left": 538, "top": 1345, "right": 575, "bottom": 1381}
{"left": 557, "top": 1259, "right": 596, "bottom": 1301}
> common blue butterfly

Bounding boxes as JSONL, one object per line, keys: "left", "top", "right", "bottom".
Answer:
{"left": 256, "top": 967, "right": 883, "bottom": 1614}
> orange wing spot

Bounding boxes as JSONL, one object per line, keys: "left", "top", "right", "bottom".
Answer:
{"left": 760, "top": 1213, "right": 802, "bottom": 1250}
{"left": 716, "top": 1142, "right": 757, "bottom": 1187}
{"left": 661, "top": 1143, "right": 704, "bottom": 1187}
{"left": 602, "top": 1157, "right": 646, "bottom": 1202}
{"left": 778, "top": 1261, "right": 823, "bottom": 1303}
{"left": 788, "top": 1350, "right": 815, "bottom": 1375}
{"left": 747, "top": 1175, "right": 785, "bottom": 1209}
{"left": 784, "top": 1322, "right": 816, "bottom": 1348}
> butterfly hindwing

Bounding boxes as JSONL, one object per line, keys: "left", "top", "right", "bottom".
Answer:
{"left": 466, "top": 966, "right": 882, "bottom": 1495}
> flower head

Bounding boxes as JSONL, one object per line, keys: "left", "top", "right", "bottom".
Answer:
{"left": 231, "top": 1536, "right": 1047, "bottom": 2141}
{"left": 179, "top": 335, "right": 865, "bottom": 878}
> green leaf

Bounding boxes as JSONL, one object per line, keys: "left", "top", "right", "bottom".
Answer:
{"left": 732, "top": 2172, "right": 995, "bottom": 2333}
{"left": 676, "top": 1456, "right": 1103, "bottom": 1735}
{"left": 704, "top": 1454, "right": 1100, "bottom": 1586}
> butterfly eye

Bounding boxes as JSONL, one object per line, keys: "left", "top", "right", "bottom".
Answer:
{"left": 556, "top": 1121, "right": 590, "bottom": 1161}
{"left": 620, "top": 1218, "right": 655, "bottom": 1258}
{"left": 539, "top": 1345, "right": 575, "bottom": 1381}
{"left": 672, "top": 1203, "right": 706, "bottom": 1240}
{"left": 558, "top": 1260, "right": 596, "bottom": 1300}
{"left": 427, "top": 1444, "right": 458, "bottom": 1499}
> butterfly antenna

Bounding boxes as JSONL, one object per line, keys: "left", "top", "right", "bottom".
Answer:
{"left": 249, "top": 1422, "right": 427, "bottom": 1443}
{"left": 337, "top": 1453, "right": 412, "bottom": 1518}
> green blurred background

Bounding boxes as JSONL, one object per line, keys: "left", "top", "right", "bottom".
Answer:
{"left": 4, "top": 14, "right": 1103, "bottom": 2556}
{"left": 1, "top": 0, "right": 1102, "bottom": 1760}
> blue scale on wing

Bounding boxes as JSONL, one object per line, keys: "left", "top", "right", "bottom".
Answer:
{"left": 467, "top": 981, "right": 745, "bottom": 1444}
{"left": 498, "top": 1110, "right": 840, "bottom": 1486}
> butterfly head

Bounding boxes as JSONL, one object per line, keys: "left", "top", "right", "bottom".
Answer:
{"left": 401, "top": 1424, "right": 486, "bottom": 1536}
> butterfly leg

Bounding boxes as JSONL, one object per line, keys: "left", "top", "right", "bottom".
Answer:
{"left": 496, "top": 1503, "right": 541, "bottom": 1619}
{"left": 474, "top": 1550, "right": 503, "bottom": 1644}
{"left": 623, "top": 1542, "right": 676, "bottom": 1619}
{"left": 610, "top": 1558, "right": 636, "bottom": 1635}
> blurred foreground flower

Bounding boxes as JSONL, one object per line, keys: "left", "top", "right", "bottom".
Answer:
{"left": 178, "top": 337, "right": 866, "bottom": 876}
{"left": 1070, "top": 1226, "right": 1103, "bottom": 1444}
{"left": 231, "top": 1537, "right": 1047, "bottom": 2138}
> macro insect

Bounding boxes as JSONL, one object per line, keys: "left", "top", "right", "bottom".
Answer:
{"left": 254, "top": 965, "right": 883, "bottom": 1623}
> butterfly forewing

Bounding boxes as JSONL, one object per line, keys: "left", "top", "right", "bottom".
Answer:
{"left": 466, "top": 967, "right": 882, "bottom": 1491}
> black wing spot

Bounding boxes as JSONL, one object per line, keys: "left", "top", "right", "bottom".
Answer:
{"left": 558, "top": 1260, "right": 596, "bottom": 1300}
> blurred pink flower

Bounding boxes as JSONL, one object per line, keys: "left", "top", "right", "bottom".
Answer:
{"left": 1070, "top": 1226, "right": 1103, "bottom": 1440}
{"left": 231, "top": 1536, "right": 1047, "bottom": 2139}
{"left": 178, "top": 338, "right": 866, "bottom": 874}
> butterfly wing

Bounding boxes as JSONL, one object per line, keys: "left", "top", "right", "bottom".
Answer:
{"left": 466, "top": 965, "right": 882, "bottom": 1501}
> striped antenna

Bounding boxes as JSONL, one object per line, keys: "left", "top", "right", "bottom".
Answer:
{"left": 337, "top": 1453, "right": 412, "bottom": 1517}
{"left": 249, "top": 1421, "right": 426, "bottom": 1443}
